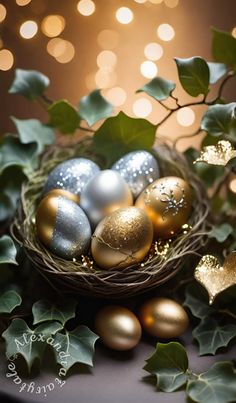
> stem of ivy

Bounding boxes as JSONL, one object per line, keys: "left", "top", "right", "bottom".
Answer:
{"left": 219, "top": 309, "right": 236, "bottom": 320}
{"left": 78, "top": 126, "right": 95, "bottom": 133}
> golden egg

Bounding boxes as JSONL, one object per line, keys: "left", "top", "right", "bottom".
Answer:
{"left": 139, "top": 297, "right": 189, "bottom": 338}
{"left": 136, "top": 176, "right": 192, "bottom": 239}
{"left": 91, "top": 207, "right": 153, "bottom": 270}
{"left": 95, "top": 306, "right": 142, "bottom": 351}
{"left": 36, "top": 194, "right": 91, "bottom": 259}
{"left": 44, "top": 188, "right": 80, "bottom": 204}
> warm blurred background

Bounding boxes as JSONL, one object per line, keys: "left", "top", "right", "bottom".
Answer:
{"left": 0, "top": 0, "right": 235, "bottom": 148}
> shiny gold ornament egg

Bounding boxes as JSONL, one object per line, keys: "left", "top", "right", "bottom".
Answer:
{"left": 44, "top": 189, "right": 80, "bottom": 204}
{"left": 36, "top": 194, "right": 91, "bottom": 259}
{"left": 136, "top": 176, "right": 192, "bottom": 239}
{"left": 139, "top": 297, "right": 189, "bottom": 338}
{"left": 91, "top": 207, "right": 153, "bottom": 270}
{"left": 95, "top": 306, "right": 142, "bottom": 351}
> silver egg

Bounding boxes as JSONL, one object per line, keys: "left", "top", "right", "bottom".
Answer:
{"left": 36, "top": 195, "right": 91, "bottom": 260}
{"left": 80, "top": 170, "right": 133, "bottom": 228}
{"left": 43, "top": 158, "right": 100, "bottom": 197}
{"left": 112, "top": 150, "right": 160, "bottom": 199}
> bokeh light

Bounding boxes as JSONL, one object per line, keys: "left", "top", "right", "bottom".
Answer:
{"left": 54, "top": 41, "right": 75, "bottom": 63}
{"left": 47, "top": 38, "right": 66, "bottom": 57}
{"left": 16, "top": 0, "right": 32, "bottom": 5}
{"left": 0, "top": 49, "right": 14, "bottom": 71}
{"left": 164, "top": 0, "right": 179, "bottom": 7}
{"left": 0, "top": 4, "right": 6, "bottom": 23}
{"left": 229, "top": 178, "right": 236, "bottom": 193}
{"left": 157, "top": 23, "right": 175, "bottom": 41}
{"left": 105, "top": 87, "right": 127, "bottom": 106}
{"left": 97, "top": 50, "right": 117, "bottom": 69}
{"left": 232, "top": 27, "right": 236, "bottom": 39}
{"left": 177, "top": 107, "right": 195, "bottom": 127}
{"left": 116, "top": 7, "right": 134, "bottom": 24}
{"left": 149, "top": 0, "right": 163, "bottom": 4}
{"left": 133, "top": 98, "right": 152, "bottom": 117}
{"left": 20, "top": 20, "right": 38, "bottom": 39}
{"left": 97, "top": 30, "right": 119, "bottom": 50}
{"left": 140, "top": 60, "right": 158, "bottom": 78}
{"left": 134, "top": 0, "right": 147, "bottom": 3}
{"left": 77, "top": 0, "right": 95, "bottom": 16}
{"left": 144, "top": 42, "right": 163, "bottom": 61}
{"left": 95, "top": 69, "right": 117, "bottom": 89}
{"left": 41, "top": 15, "right": 65, "bottom": 38}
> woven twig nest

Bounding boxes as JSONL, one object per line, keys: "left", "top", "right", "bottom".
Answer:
{"left": 12, "top": 138, "right": 210, "bottom": 298}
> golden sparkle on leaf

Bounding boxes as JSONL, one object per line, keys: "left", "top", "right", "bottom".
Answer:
{"left": 194, "top": 253, "right": 236, "bottom": 304}
{"left": 194, "top": 140, "right": 236, "bottom": 166}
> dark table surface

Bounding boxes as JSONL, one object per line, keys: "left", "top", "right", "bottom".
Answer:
{"left": 1, "top": 328, "right": 236, "bottom": 403}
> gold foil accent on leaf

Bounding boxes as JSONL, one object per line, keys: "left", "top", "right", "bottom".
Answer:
{"left": 194, "top": 140, "right": 236, "bottom": 166}
{"left": 194, "top": 253, "right": 236, "bottom": 304}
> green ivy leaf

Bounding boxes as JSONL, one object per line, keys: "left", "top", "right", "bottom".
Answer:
{"left": 11, "top": 117, "right": 55, "bottom": 154}
{"left": 79, "top": 89, "right": 113, "bottom": 127}
{"left": 53, "top": 326, "right": 99, "bottom": 373}
{"left": 174, "top": 57, "right": 210, "bottom": 96}
{"left": 93, "top": 111, "right": 156, "bottom": 164}
{"left": 32, "top": 299, "right": 77, "bottom": 326}
{"left": 0, "top": 236, "right": 18, "bottom": 265}
{"left": 187, "top": 361, "right": 236, "bottom": 403}
{"left": 212, "top": 28, "right": 236, "bottom": 70}
{"left": 208, "top": 223, "right": 233, "bottom": 243}
{"left": 0, "top": 290, "right": 22, "bottom": 313}
{"left": 136, "top": 77, "right": 176, "bottom": 101}
{"left": 193, "top": 317, "right": 236, "bottom": 355}
{"left": 9, "top": 69, "right": 50, "bottom": 100}
{"left": 2, "top": 318, "right": 63, "bottom": 370}
{"left": 184, "top": 283, "right": 215, "bottom": 319}
{"left": 0, "top": 167, "right": 26, "bottom": 222}
{"left": 144, "top": 342, "right": 189, "bottom": 392}
{"left": 48, "top": 100, "right": 81, "bottom": 134}
{"left": 201, "top": 103, "right": 236, "bottom": 137}
{"left": 207, "top": 62, "right": 228, "bottom": 84}
{"left": 0, "top": 136, "right": 38, "bottom": 176}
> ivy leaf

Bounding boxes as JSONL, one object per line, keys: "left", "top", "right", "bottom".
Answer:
{"left": 48, "top": 100, "right": 81, "bottom": 134}
{"left": 32, "top": 299, "right": 77, "bottom": 326}
{"left": 9, "top": 69, "right": 50, "bottom": 100}
{"left": 0, "top": 236, "right": 18, "bottom": 265}
{"left": 208, "top": 223, "right": 233, "bottom": 243}
{"left": 79, "top": 89, "right": 113, "bottom": 127}
{"left": 212, "top": 28, "right": 236, "bottom": 70}
{"left": 187, "top": 361, "right": 236, "bottom": 403}
{"left": 136, "top": 77, "right": 176, "bottom": 101}
{"left": 0, "top": 167, "right": 26, "bottom": 222}
{"left": 184, "top": 283, "right": 215, "bottom": 319}
{"left": 11, "top": 117, "right": 55, "bottom": 155}
{"left": 93, "top": 111, "right": 156, "bottom": 164}
{"left": 175, "top": 57, "right": 210, "bottom": 97}
{"left": 0, "top": 290, "right": 22, "bottom": 313}
{"left": 2, "top": 319, "right": 63, "bottom": 370}
{"left": 201, "top": 103, "right": 236, "bottom": 137}
{"left": 0, "top": 136, "right": 38, "bottom": 176}
{"left": 207, "top": 62, "right": 228, "bottom": 84}
{"left": 193, "top": 317, "right": 236, "bottom": 355}
{"left": 53, "top": 326, "right": 99, "bottom": 373}
{"left": 144, "top": 342, "right": 188, "bottom": 392}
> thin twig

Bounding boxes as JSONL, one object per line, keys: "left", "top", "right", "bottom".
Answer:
{"left": 173, "top": 127, "right": 203, "bottom": 148}
{"left": 78, "top": 126, "right": 95, "bottom": 133}
{"left": 212, "top": 168, "right": 231, "bottom": 198}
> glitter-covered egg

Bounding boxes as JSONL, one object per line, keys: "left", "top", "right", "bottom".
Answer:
{"left": 111, "top": 150, "right": 160, "bottom": 199}
{"left": 43, "top": 158, "right": 100, "bottom": 199}
{"left": 36, "top": 194, "right": 91, "bottom": 260}
{"left": 80, "top": 170, "right": 133, "bottom": 228}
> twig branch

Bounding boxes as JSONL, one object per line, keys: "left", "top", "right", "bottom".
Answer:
{"left": 78, "top": 126, "right": 95, "bottom": 133}
{"left": 173, "top": 127, "right": 203, "bottom": 148}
